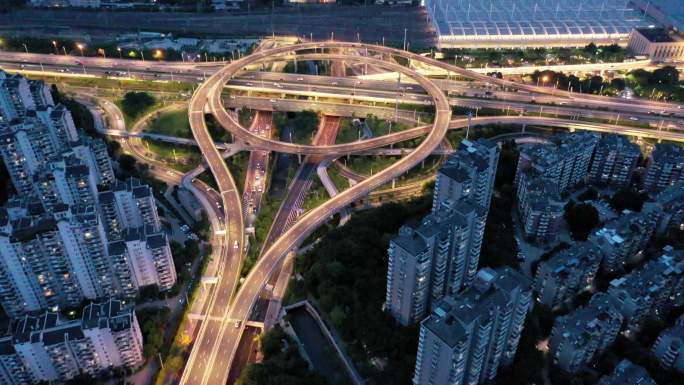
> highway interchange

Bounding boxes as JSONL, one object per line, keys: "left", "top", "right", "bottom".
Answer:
{"left": 3, "top": 40, "right": 684, "bottom": 385}
{"left": 179, "top": 41, "right": 684, "bottom": 385}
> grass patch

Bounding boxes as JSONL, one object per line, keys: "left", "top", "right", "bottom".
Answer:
{"left": 242, "top": 195, "right": 282, "bottom": 278}
{"left": 302, "top": 175, "right": 329, "bottom": 212}
{"left": 274, "top": 110, "right": 319, "bottom": 145}
{"left": 140, "top": 139, "right": 202, "bottom": 172}
{"left": 345, "top": 155, "right": 398, "bottom": 176}
{"left": 146, "top": 108, "right": 192, "bottom": 138}
{"left": 335, "top": 118, "right": 358, "bottom": 144}
{"left": 327, "top": 167, "right": 349, "bottom": 192}
{"left": 225, "top": 152, "right": 248, "bottom": 194}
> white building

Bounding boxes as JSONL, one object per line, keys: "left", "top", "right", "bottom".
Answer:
{"left": 1, "top": 299, "right": 143, "bottom": 384}
{"left": 109, "top": 226, "right": 176, "bottom": 292}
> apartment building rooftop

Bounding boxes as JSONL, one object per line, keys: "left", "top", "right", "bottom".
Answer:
{"left": 424, "top": 268, "right": 530, "bottom": 347}
{"left": 597, "top": 359, "right": 657, "bottom": 385}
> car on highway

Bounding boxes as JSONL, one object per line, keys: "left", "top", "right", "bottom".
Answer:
{"left": 233, "top": 240, "right": 239, "bottom": 249}
{"left": 629, "top": 116, "right": 639, "bottom": 121}
{"left": 234, "top": 320, "right": 241, "bottom": 329}
{"left": 297, "top": 77, "right": 304, "bottom": 81}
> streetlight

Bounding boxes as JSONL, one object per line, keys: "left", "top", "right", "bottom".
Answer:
{"left": 52, "top": 41, "right": 58, "bottom": 55}
{"left": 154, "top": 49, "right": 163, "bottom": 60}
{"left": 117, "top": 47, "right": 122, "bottom": 59}
{"left": 140, "top": 50, "right": 145, "bottom": 61}
{"left": 76, "top": 43, "right": 85, "bottom": 56}
{"left": 22, "top": 43, "right": 28, "bottom": 54}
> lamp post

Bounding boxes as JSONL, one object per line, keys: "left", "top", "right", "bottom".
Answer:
{"left": 22, "top": 43, "right": 28, "bottom": 54}
{"left": 52, "top": 41, "right": 58, "bottom": 55}
{"left": 76, "top": 43, "right": 85, "bottom": 57}
{"left": 117, "top": 47, "right": 122, "bottom": 59}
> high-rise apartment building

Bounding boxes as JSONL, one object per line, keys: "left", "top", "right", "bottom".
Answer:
{"left": 596, "top": 359, "right": 657, "bottom": 385}
{"left": 412, "top": 268, "right": 532, "bottom": 385}
{"left": 549, "top": 293, "right": 624, "bottom": 373}
{"left": 606, "top": 247, "right": 684, "bottom": 331}
{"left": 534, "top": 241, "right": 603, "bottom": 309}
{"left": 643, "top": 143, "right": 684, "bottom": 193}
{"left": 0, "top": 299, "right": 143, "bottom": 384}
{"left": 588, "top": 134, "right": 641, "bottom": 187}
{"left": 642, "top": 182, "right": 684, "bottom": 235}
{"left": 515, "top": 133, "right": 598, "bottom": 195}
{"left": 386, "top": 200, "right": 487, "bottom": 325}
{"left": 589, "top": 211, "right": 657, "bottom": 273}
{"left": 0, "top": 204, "right": 132, "bottom": 316}
{"left": 109, "top": 226, "right": 176, "bottom": 292}
{"left": 516, "top": 173, "right": 564, "bottom": 243}
{"left": 432, "top": 138, "right": 499, "bottom": 213}
{"left": 99, "top": 178, "right": 161, "bottom": 240}
{"left": 652, "top": 314, "right": 684, "bottom": 374}
{"left": 387, "top": 139, "right": 498, "bottom": 325}
{"left": 0, "top": 71, "right": 174, "bottom": 319}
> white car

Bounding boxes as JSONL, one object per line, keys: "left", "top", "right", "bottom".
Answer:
{"left": 233, "top": 240, "right": 239, "bottom": 249}
{"left": 234, "top": 320, "right": 241, "bottom": 329}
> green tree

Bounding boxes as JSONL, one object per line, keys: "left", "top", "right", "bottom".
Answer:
{"left": 121, "top": 91, "right": 156, "bottom": 121}
{"left": 609, "top": 188, "right": 648, "bottom": 212}
{"left": 583, "top": 42, "right": 598, "bottom": 56}
{"left": 628, "top": 69, "right": 652, "bottom": 87}
{"left": 610, "top": 78, "right": 626, "bottom": 91}
{"left": 118, "top": 154, "right": 137, "bottom": 173}
{"left": 651, "top": 66, "right": 680, "bottom": 86}
{"left": 564, "top": 202, "right": 599, "bottom": 240}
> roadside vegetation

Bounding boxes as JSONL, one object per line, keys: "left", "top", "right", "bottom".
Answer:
{"left": 237, "top": 326, "right": 330, "bottom": 385}
{"left": 527, "top": 65, "right": 682, "bottom": 101}
{"left": 284, "top": 196, "right": 432, "bottom": 385}
{"left": 273, "top": 110, "right": 319, "bottom": 144}
{"left": 242, "top": 195, "right": 282, "bottom": 278}
{"left": 140, "top": 139, "right": 202, "bottom": 172}
{"left": 437, "top": 43, "right": 627, "bottom": 69}
{"left": 146, "top": 108, "right": 192, "bottom": 138}
{"left": 116, "top": 91, "right": 157, "bottom": 127}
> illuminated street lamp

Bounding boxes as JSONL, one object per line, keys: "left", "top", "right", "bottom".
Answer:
{"left": 76, "top": 43, "right": 85, "bottom": 57}
{"left": 117, "top": 47, "right": 122, "bottom": 59}
{"left": 22, "top": 43, "right": 28, "bottom": 54}
{"left": 52, "top": 40, "right": 58, "bottom": 55}
{"left": 153, "top": 49, "right": 163, "bottom": 60}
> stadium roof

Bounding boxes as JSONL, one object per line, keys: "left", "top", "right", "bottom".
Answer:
{"left": 425, "top": 0, "right": 658, "bottom": 47}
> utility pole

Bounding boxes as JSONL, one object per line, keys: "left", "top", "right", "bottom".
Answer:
{"left": 466, "top": 112, "right": 472, "bottom": 140}
{"left": 403, "top": 28, "right": 407, "bottom": 51}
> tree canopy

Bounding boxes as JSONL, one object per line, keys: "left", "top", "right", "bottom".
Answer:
{"left": 564, "top": 201, "right": 600, "bottom": 241}
{"left": 121, "top": 91, "right": 156, "bottom": 121}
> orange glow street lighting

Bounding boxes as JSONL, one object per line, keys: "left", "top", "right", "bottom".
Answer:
{"left": 76, "top": 43, "right": 85, "bottom": 57}
{"left": 153, "top": 49, "right": 163, "bottom": 60}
